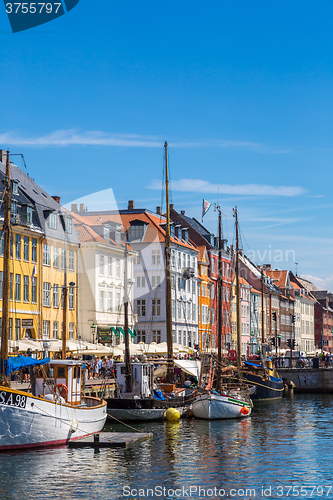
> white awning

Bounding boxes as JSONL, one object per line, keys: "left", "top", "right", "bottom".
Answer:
{"left": 174, "top": 360, "right": 201, "bottom": 379}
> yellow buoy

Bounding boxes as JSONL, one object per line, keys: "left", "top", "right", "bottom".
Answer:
{"left": 165, "top": 407, "right": 180, "bottom": 422}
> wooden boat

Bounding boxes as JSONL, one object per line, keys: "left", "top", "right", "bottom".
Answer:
{"left": 192, "top": 207, "right": 252, "bottom": 419}
{"left": 0, "top": 151, "right": 107, "bottom": 450}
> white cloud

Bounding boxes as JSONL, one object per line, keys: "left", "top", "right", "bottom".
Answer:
{"left": 301, "top": 274, "right": 333, "bottom": 293}
{"left": 148, "top": 178, "right": 305, "bottom": 197}
{"left": 0, "top": 130, "right": 286, "bottom": 152}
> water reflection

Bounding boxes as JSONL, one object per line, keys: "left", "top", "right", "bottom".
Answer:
{"left": 1, "top": 395, "right": 333, "bottom": 499}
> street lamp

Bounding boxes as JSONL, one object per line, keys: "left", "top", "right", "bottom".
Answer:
{"left": 91, "top": 323, "right": 96, "bottom": 345}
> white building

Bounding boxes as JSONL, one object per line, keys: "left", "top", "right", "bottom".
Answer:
{"left": 71, "top": 210, "right": 136, "bottom": 344}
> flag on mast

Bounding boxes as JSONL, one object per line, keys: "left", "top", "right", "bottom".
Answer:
{"left": 202, "top": 199, "right": 212, "bottom": 222}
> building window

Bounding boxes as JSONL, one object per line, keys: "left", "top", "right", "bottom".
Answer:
{"left": 48, "top": 213, "right": 57, "bottom": 229}
{"left": 27, "top": 206, "right": 33, "bottom": 224}
{"left": 15, "top": 234, "right": 21, "bottom": 260}
{"left": 69, "top": 250, "right": 74, "bottom": 271}
{"left": 23, "top": 236, "right": 29, "bottom": 261}
{"left": 53, "top": 247, "right": 59, "bottom": 268}
{"left": 152, "top": 249, "right": 161, "bottom": 265}
{"left": 53, "top": 321, "right": 59, "bottom": 339}
{"left": 15, "top": 318, "right": 20, "bottom": 341}
{"left": 69, "top": 287, "right": 74, "bottom": 310}
{"left": 116, "top": 259, "right": 120, "bottom": 278}
{"left": 69, "top": 322, "right": 74, "bottom": 340}
{"left": 108, "top": 257, "right": 112, "bottom": 276}
{"left": 99, "top": 255, "right": 104, "bottom": 275}
{"left": 43, "top": 282, "right": 51, "bottom": 307}
{"left": 172, "top": 299, "right": 176, "bottom": 319}
{"left": 0, "top": 271, "right": 3, "bottom": 299}
{"left": 32, "top": 277, "right": 37, "bottom": 303}
{"left": 152, "top": 276, "right": 161, "bottom": 287}
{"left": 43, "top": 244, "right": 50, "bottom": 266}
{"left": 23, "top": 275, "right": 29, "bottom": 302}
{"left": 116, "top": 292, "right": 120, "bottom": 311}
{"left": 0, "top": 231, "right": 3, "bottom": 256}
{"left": 99, "top": 290, "right": 105, "bottom": 311}
{"left": 31, "top": 238, "right": 37, "bottom": 262}
{"left": 65, "top": 217, "right": 72, "bottom": 234}
{"left": 6, "top": 317, "right": 12, "bottom": 340}
{"left": 108, "top": 291, "right": 112, "bottom": 311}
{"left": 137, "top": 276, "right": 145, "bottom": 288}
{"left": 53, "top": 284, "right": 59, "bottom": 308}
{"left": 136, "top": 299, "right": 146, "bottom": 316}
{"left": 152, "top": 299, "right": 161, "bottom": 316}
{"left": 42, "top": 320, "right": 50, "bottom": 339}
{"left": 15, "top": 274, "right": 21, "bottom": 301}
{"left": 137, "top": 330, "right": 146, "bottom": 343}
{"left": 9, "top": 273, "right": 13, "bottom": 300}
{"left": 152, "top": 330, "right": 161, "bottom": 343}
{"left": 60, "top": 248, "right": 65, "bottom": 270}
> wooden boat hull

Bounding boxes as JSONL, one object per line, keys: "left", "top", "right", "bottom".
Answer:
{"left": 242, "top": 372, "right": 284, "bottom": 400}
{"left": 192, "top": 392, "right": 251, "bottom": 420}
{"left": 106, "top": 396, "right": 189, "bottom": 421}
{"left": 0, "top": 387, "right": 107, "bottom": 451}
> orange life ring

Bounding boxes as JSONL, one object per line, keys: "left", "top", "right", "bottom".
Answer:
{"left": 55, "top": 383, "right": 68, "bottom": 400}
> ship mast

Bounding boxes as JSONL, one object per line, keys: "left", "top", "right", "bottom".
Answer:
{"left": 62, "top": 234, "right": 67, "bottom": 360}
{"left": 0, "top": 151, "right": 11, "bottom": 383}
{"left": 164, "top": 141, "right": 174, "bottom": 384}
{"left": 124, "top": 238, "right": 133, "bottom": 393}
{"left": 216, "top": 205, "right": 223, "bottom": 390}
{"left": 233, "top": 207, "right": 242, "bottom": 379}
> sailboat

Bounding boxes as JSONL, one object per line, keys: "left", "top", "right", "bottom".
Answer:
{"left": 192, "top": 207, "right": 252, "bottom": 419}
{"left": 0, "top": 151, "right": 107, "bottom": 450}
{"left": 106, "top": 141, "right": 195, "bottom": 421}
{"left": 242, "top": 268, "right": 284, "bottom": 400}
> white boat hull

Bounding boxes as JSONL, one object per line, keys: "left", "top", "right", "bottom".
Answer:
{"left": 0, "top": 387, "right": 107, "bottom": 450}
{"left": 192, "top": 392, "right": 251, "bottom": 420}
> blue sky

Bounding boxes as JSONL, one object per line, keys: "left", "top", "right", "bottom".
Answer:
{"left": 1, "top": 1, "right": 333, "bottom": 289}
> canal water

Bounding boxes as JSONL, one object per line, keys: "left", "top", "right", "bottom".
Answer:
{"left": 0, "top": 394, "right": 332, "bottom": 500}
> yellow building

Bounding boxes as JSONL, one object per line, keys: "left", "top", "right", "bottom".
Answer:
{"left": 0, "top": 153, "right": 79, "bottom": 346}
{"left": 197, "top": 246, "right": 212, "bottom": 350}
{"left": 0, "top": 226, "right": 43, "bottom": 341}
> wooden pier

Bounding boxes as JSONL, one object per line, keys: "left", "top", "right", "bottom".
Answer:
{"left": 68, "top": 432, "right": 153, "bottom": 448}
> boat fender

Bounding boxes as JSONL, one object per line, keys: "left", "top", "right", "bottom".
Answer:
{"left": 70, "top": 419, "right": 79, "bottom": 434}
{"left": 240, "top": 406, "right": 250, "bottom": 416}
{"left": 165, "top": 408, "right": 180, "bottom": 422}
{"left": 55, "top": 384, "right": 68, "bottom": 400}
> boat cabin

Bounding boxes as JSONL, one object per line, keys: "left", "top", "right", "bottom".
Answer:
{"left": 33, "top": 360, "right": 83, "bottom": 405}
{"left": 116, "top": 362, "right": 153, "bottom": 397}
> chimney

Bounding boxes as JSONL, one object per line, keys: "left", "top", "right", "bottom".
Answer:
{"left": 52, "top": 196, "right": 61, "bottom": 204}
{"left": 128, "top": 200, "right": 135, "bottom": 210}
{"left": 181, "top": 210, "right": 185, "bottom": 215}
{"left": 79, "top": 203, "right": 85, "bottom": 212}
{"left": 263, "top": 264, "right": 271, "bottom": 271}
{"left": 0, "top": 150, "right": 7, "bottom": 163}
{"left": 71, "top": 204, "right": 78, "bottom": 212}
{"left": 156, "top": 206, "right": 161, "bottom": 215}
{"left": 170, "top": 204, "right": 174, "bottom": 210}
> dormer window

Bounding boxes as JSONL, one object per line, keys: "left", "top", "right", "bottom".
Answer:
{"left": 103, "top": 226, "right": 110, "bottom": 241}
{"left": 12, "top": 180, "right": 19, "bottom": 195}
{"left": 27, "top": 206, "right": 33, "bottom": 225}
{"left": 65, "top": 217, "right": 72, "bottom": 234}
{"left": 128, "top": 220, "right": 148, "bottom": 242}
{"left": 48, "top": 213, "right": 57, "bottom": 230}
{"left": 11, "top": 201, "right": 17, "bottom": 215}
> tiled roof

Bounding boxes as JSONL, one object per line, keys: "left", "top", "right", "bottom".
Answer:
{"left": 265, "top": 269, "right": 288, "bottom": 288}
{"left": 75, "top": 210, "right": 198, "bottom": 251}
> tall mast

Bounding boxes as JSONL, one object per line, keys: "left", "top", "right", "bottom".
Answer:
{"left": 124, "top": 238, "right": 133, "bottom": 392}
{"left": 216, "top": 205, "right": 223, "bottom": 391}
{"left": 164, "top": 141, "right": 174, "bottom": 384}
{"left": 0, "top": 151, "right": 11, "bottom": 382}
{"left": 62, "top": 230, "right": 67, "bottom": 359}
{"left": 233, "top": 207, "right": 242, "bottom": 379}
{"left": 261, "top": 268, "right": 265, "bottom": 344}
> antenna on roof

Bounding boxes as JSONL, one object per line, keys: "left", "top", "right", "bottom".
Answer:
{"left": 295, "top": 262, "right": 299, "bottom": 276}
